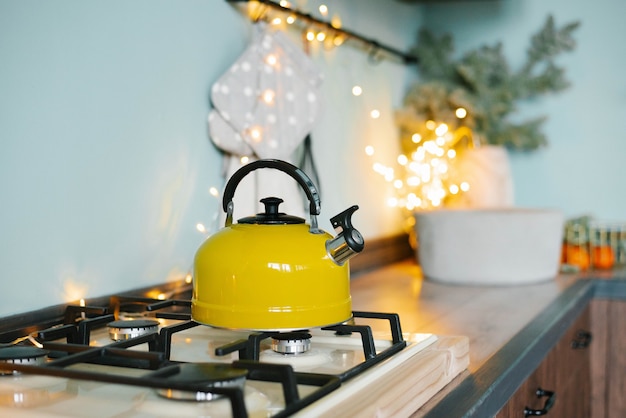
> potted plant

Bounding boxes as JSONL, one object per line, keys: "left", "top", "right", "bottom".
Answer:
{"left": 396, "top": 15, "right": 580, "bottom": 208}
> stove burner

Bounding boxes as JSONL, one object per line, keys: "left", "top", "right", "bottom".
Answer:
{"left": 117, "top": 302, "right": 152, "bottom": 320}
{"left": 271, "top": 331, "right": 312, "bottom": 354}
{"left": 156, "top": 363, "right": 247, "bottom": 401}
{"left": 0, "top": 346, "right": 50, "bottom": 375}
{"left": 107, "top": 319, "right": 159, "bottom": 341}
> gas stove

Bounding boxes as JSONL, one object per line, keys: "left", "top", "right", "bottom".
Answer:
{"left": 0, "top": 289, "right": 439, "bottom": 417}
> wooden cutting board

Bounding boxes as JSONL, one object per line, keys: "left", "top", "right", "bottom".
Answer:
{"left": 297, "top": 335, "right": 470, "bottom": 417}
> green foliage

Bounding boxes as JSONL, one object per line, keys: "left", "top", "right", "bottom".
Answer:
{"left": 401, "top": 16, "right": 580, "bottom": 151}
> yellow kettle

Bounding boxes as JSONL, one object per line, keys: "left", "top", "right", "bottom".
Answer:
{"left": 191, "top": 159, "right": 365, "bottom": 331}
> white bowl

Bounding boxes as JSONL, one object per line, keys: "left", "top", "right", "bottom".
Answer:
{"left": 414, "top": 208, "right": 564, "bottom": 285}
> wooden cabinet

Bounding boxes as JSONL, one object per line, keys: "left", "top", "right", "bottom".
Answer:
{"left": 497, "top": 299, "right": 626, "bottom": 418}
{"left": 496, "top": 306, "right": 592, "bottom": 418}
{"left": 590, "top": 299, "right": 626, "bottom": 418}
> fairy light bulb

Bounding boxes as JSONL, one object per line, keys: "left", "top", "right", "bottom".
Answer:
{"left": 286, "top": 15, "right": 296, "bottom": 24}
{"left": 306, "top": 30, "right": 315, "bottom": 42}
{"left": 423, "top": 141, "right": 437, "bottom": 154}
{"left": 365, "top": 145, "right": 374, "bottom": 156}
{"left": 249, "top": 127, "right": 262, "bottom": 142}
{"left": 261, "top": 89, "right": 275, "bottom": 105}
{"left": 435, "top": 123, "right": 448, "bottom": 136}
{"left": 352, "top": 85, "right": 363, "bottom": 96}
{"left": 372, "top": 162, "right": 385, "bottom": 173}
{"left": 367, "top": 120, "right": 472, "bottom": 211}
{"left": 319, "top": 4, "right": 328, "bottom": 16}
{"left": 316, "top": 32, "right": 326, "bottom": 42}
{"left": 370, "top": 109, "right": 381, "bottom": 119}
{"left": 455, "top": 107, "right": 467, "bottom": 118}
{"left": 407, "top": 176, "right": 420, "bottom": 186}
{"left": 196, "top": 223, "right": 206, "bottom": 233}
{"left": 265, "top": 54, "right": 278, "bottom": 66}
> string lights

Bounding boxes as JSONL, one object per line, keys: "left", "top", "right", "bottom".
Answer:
{"left": 366, "top": 111, "right": 472, "bottom": 212}
{"left": 237, "top": 0, "right": 415, "bottom": 63}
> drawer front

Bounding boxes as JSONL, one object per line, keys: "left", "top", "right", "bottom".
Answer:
{"left": 496, "top": 307, "right": 591, "bottom": 418}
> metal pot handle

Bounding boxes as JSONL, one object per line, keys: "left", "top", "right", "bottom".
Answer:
{"left": 222, "top": 159, "right": 322, "bottom": 229}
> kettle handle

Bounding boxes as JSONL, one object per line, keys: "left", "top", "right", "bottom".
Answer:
{"left": 222, "top": 159, "right": 322, "bottom": 221}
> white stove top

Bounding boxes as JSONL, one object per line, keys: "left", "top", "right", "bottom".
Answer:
{"left": 0, "top": 317, "right": 437, "bottom": 417}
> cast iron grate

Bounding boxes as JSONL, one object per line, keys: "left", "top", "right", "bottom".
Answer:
{"left": 0, "top": 296, "right": 407, "bottom": 417}
{"left": 0, "top": 330, "right": 341, "bottom": 418}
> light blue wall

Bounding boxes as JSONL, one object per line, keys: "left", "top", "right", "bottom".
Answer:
{"left": 420, "top": 0, "right": 626, "bottom": 220}
{"left": 6, "top": 0, "right": 617, "bottom": 317}
{"left": 0, "top": 0, "right": 422, "bottom": 316}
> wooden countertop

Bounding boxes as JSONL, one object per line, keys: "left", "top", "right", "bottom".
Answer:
{"left": 349, "top": 259, "right": 626, "bottom": 417}
{"left": 350, "top": 259, "right": 579, "bottom": 370}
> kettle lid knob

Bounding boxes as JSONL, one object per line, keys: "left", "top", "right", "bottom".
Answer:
{"left": 237, "top": 197, "right": 306, "bottom": 225}
{"left": 261, "top": 197, "right": 283, "bottom": 216}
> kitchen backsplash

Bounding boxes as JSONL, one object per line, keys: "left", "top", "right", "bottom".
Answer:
{"left": 2, "top": 0, "right": 624, "bottom": 317}
{"left": 0, "top": 0, "right": 420, "bottom": 316}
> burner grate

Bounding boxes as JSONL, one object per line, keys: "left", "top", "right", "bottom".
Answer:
{"left": 323, "top": 311, "right": 407, "bottom": 381}
{"left": 0, "top": 290, "right": 410, "bottom": 418}
{"left": 0, "top": 338, "right": 341, "bottom": 418}
{"left": 38, "top": 313, "right": 115, "bottom": 345}
{"left": 109, "top": 296, "right": 191, "bottom": 321}
{"left": 43, "top": 332, "right": 164, "bottom": 369}
{"left": 212, "top": 311, "right": 407, "bottom": 383}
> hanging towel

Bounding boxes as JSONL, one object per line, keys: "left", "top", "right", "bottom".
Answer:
{"left": 208, "top": 22, "right": 324, "bottom": 222}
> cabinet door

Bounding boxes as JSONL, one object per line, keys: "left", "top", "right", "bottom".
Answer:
{"left": 496, "top": 306, "right": 591, "bottom": 418}
{"left": 591, "top": 299, "right": 626, "bottom": 418}
{"left": 496, "top": 365, "right": 555, "bottom": 418}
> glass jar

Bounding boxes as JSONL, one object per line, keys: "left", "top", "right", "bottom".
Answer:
{"left": 588, "top": 221, "right": 626, "bottom": 269}
{"left": 563, "top": 221, "right": 590, "bottom": 271}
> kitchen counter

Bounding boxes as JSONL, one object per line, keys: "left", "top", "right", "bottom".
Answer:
{"left": 349, "top": 259, "right": 626, "bottom": 417}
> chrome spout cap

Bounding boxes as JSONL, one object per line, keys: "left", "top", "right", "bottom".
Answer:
{"left": 326, "top": 205, "right": 365, "bottom": 266}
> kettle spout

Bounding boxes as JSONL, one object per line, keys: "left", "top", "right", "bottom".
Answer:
{"left": 325, "top": 205, "right": 365, "bottom": 266}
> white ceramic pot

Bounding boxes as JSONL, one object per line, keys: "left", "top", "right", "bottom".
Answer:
{"left": 448, "top": 145, "right": 514, "bottom": 208}
{"left": 415, "top": 208, "right": 564, "bottom": 285}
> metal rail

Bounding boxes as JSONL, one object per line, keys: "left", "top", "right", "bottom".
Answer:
{"left": 226, "top": 0, "right": 419, "bottom": 64}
